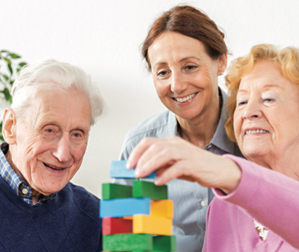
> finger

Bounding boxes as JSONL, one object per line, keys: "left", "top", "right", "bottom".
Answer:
{"left": 155, "top": 160, "right": 194, "bottom": 185}
{"left": 135, "top": 140, "right": 181, "bottom": 178}
{"left": 127, "top": 137, "right": 157, "bottom": 169}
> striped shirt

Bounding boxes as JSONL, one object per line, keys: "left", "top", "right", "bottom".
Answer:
{"left": 0, "top": 142, "right": 56, "bottom": 206}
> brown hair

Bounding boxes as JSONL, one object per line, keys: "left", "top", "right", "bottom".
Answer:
{"left": 142, "top": 5, "right": 228, "bottom": 69}
{"left": 225, "top": 44, "right": 299, "bottom": 142}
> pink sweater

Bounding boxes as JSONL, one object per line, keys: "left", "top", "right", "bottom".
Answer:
{"left": 203, "top": 155, "right": 299, "bottom": 251}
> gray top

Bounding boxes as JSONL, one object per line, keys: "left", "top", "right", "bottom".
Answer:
{"left": 115, "top": 88, "right": 243, "bottom": 252}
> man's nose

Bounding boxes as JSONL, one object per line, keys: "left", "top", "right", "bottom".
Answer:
{"left": 52, "top": 133, "right": 72, "bottom": 163}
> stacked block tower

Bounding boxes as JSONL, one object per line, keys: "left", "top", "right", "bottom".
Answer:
{"left": 100, "top": 160, "right": 176, "bottom": 252}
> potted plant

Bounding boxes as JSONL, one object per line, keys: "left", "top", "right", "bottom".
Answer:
{"left": 0, "top": 50, "right": 27, "bottom": 141}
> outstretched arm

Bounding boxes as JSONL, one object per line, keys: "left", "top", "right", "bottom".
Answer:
{"left": 127, "top": 136, "right": 241, "bottom": 194}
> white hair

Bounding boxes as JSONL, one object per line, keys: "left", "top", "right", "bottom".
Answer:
{"left": 11, "top": 58, "right": 104, "bottom": 125}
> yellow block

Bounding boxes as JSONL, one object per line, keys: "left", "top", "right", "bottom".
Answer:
{"left": 151, "top": 200, "right": 173, "bottom": 219}
{"left": 133, "top": 215, "right": 172, "bottom": 235}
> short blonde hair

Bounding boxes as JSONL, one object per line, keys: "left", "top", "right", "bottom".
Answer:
{"left": 225, "top": 44, "right": 299, "bottom": 142}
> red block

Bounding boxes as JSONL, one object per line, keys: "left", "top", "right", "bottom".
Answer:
{"left": 102, "top": 217, "right": 133, "bottom": 235}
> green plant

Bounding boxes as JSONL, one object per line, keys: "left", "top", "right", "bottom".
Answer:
{"left": 0, "top": 50, "right": 27, "bottom": 141}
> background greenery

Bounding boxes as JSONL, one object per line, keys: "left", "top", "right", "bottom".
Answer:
{"left": 0, "top": 50, "right": 27, "bottom": 141}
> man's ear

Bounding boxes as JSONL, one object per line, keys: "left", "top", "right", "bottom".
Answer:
{"left": 2, "top": 108, "right": 17, "bottom": 145}
{"left": 218, "top": 53, "right": 228, "bottom": 76}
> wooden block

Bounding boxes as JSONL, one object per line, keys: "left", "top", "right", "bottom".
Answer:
{"left": 103, "top": 233, "right": 153, "bottom": 251}
{"left": 102, "top": 183, "right": 132, "bottom": 200}
{"left": 151, "top": 200, "right": 174, "bottom": 219}
{"left": 100, "top": 197, "right": 151, "bottom": 218}
{"left": 153, "top": 235, "right": 176, "bottom": 251}
{"left": 102, "top": 217, "right": 132, "bottom": 235}
{"left": 133, "top": 215, "right": 172, "bottom": 236}
{"left": 133, "top": 180, "right": 168, "bottom": 200}
{"left": 110, "top": 160, "right": 156, "bottom": 179}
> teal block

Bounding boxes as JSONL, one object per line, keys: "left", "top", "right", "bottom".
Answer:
{"left": 103, "top": 233, "right": 153, "bottom": 251}
{"left": 133, "top": 180, "right": 168, "bottom": 200}
{"left": 100, "top": 197, "right": 151, "bottom": 218}
{"left": 102, "top": 183, "right": 132, "bottom": 200}
{"left": 110, "top": 160, "right": 156, "bottom": 179}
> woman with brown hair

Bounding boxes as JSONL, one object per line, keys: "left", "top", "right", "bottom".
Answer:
{"left": 115, "top": 5, "right": 243, "bottom": 251}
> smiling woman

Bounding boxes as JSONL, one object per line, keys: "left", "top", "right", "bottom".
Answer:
{"left": 233, "top": 60, "right": 299, "bottom": 172}
{"left": 114, "top": 5, "right": 243, "bottom": 252}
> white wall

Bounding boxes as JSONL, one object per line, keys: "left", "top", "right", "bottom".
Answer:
{"left": 1, "top": 0, "right": 299, "bottom": 197}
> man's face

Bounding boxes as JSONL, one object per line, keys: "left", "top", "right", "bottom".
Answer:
{"left": 8, "top": 88, "right": 92, "bottom": 195}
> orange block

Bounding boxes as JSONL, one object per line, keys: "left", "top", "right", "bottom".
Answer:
{"left": 132, "top": 215, "right": 172, "bottom": 235}
{"left": 151, "top": 200, "right": 173, "bottom": 219}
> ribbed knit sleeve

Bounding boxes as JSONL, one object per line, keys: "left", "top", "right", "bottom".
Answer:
{"left": 213, "top": 155, "right": 299, "bottom": 249}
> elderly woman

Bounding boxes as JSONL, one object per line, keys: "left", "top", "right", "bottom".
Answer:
{"left": 127, "top": 44, "right": 299, "bottom": 251}
{"left": 0, "top": 59, "right": 103, "bottom": 251}
{"left": 116, "top": 5, "right": 242, "bottom": 251}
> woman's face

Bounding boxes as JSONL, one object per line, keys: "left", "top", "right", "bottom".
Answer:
{"left": 148, "top": 32, "right": 226, "bottom": 122}
{"left": 234, "top": 60, "right": 299, "bottom": 171}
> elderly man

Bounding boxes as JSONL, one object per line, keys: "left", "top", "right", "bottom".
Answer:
{"left": 0, "top": 59, "right": 103, "bottom": 251}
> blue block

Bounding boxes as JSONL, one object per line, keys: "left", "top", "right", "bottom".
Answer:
{"left": 100, "top": 197, "right": 151, "bottom": 218}
{"left": 110, "top": 160, "right": 156, "bottom": 179}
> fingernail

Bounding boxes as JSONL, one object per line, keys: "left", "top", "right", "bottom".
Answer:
{"left": 155, "top": 177, "right": 162, "bottom": 186}
{"left": 135, "top": 169, "right": 140, "bottom": 178}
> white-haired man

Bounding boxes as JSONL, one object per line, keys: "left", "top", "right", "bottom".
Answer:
{"left": 0, "top": 59, "right": 103, "bottom": 251}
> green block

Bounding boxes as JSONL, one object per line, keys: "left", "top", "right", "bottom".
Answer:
{"left": 103, "top": 234, "right": 153, "bottom": 251}
{"left": 133, "top": 180, "right": 168, "bottom": 200}
{"left": 102, "top": 183, "right": 132, "bottom": 200}
{"left": 153, "top": 235, "right": 176, "bottom": 251}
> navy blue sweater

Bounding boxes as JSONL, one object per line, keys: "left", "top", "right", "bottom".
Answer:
{"left": 0, "top": 176, "right": 102, "bottom": 252}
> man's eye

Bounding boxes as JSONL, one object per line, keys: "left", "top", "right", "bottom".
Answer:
{"left": 71, "top": 131, "right": 85, "bottom": 141}
{"left": 73, "top": 133, "right": 82, "bottom": 138}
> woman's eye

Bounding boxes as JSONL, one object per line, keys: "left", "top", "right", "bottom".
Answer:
{"left": 185, "top": 65, "right": 197, "bottom": 71}
{"left": 237, "top": 100, "right": 248, "bottom": 106}
{"left": 263, "top": 98, "right": 275, "bottom": 103}
{"left": 157, "top": 70, "right": 169, "bottom": 77}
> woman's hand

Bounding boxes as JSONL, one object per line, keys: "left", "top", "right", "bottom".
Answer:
{"left": 127, "top": 137, "right": 242, "bottom": 194}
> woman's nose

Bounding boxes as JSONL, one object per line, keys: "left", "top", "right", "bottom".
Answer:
{"left": 242, "top": 100, "right": 263, "bottom": 119}
{"left": 170, "top": 72, "right": 188, "bottom": 94}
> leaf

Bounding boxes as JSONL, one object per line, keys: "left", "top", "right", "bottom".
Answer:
{"left": 19, "top": 62, "right": 27, "bottom": 67}
{"left": 9, "top": 53, "right": 21, "bottom": 59}
{"left": 3, "top": 57, "right": 11, "bottom": 65}
{"left": 7, "top": 63, "right": 13, "bottom": 75}
{"left": 2, "top": 74, "right": 9, "bottom": 81}
{"left": 9, "top": 80, "right": 14, "bottom": 86}
{"left": 0, "top": 50, "right": 8, "bottom": 53}
{"left": 1, "top": 88, "right": 12, "bottom": 103}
